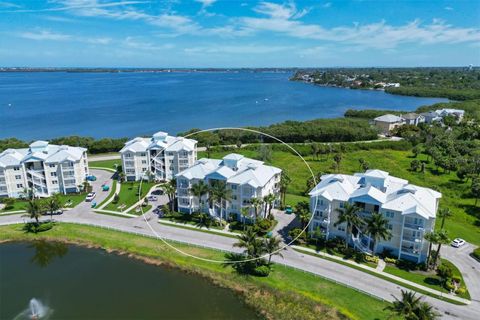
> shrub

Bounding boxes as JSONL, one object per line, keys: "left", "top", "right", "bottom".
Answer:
{"left": 112, "top": 194, "right": 119, "bottom": 204}
{"left": 444, "top": 280, "right": 456, "bottom": 291}
{"left": 472, "top": 248, "right": 480, "bottom": 261}
{"left": 437, "top": 264, "right": 453, "bottom": 280}
{"left": 365, "top": 255, "right": 379, "bottom": 263}
{"left": 455, "top": 287, "right": 466, "bottom": 295}
{"left": 1, "top": 198, "right": 15, "bottom": 210}
{"left": 253, "top": 265, "right": 271, "bottom": 277}
{"left": 288, "top": 228, "right": 305, "bottom": 244}
{"left": 384, "top": 257, "right": 397, "bottom": 264}
{"left": 256, "top": 219, "right": 271, "bottom": 232}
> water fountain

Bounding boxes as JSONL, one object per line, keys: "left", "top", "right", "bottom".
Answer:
{"left": 13, "top": 298, "right": 52, "bottom": 320}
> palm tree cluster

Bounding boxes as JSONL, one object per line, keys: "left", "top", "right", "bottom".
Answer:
{"left": 231, "top": 227, "right": 284, "bottom": 274}
{"left": 385, "top": 290, "right": 439, "bottom": 320}
{"left": 22, "top": 193, "right": 64, "bottom": 232}
{"left": 334, "top": 203, "right": 392, "bottom": 253}
{"left": 423, "top": 208, "right": 451, "bottom": 270}
{"left": 186, "top": 180, "right": 279, "bottom": 225}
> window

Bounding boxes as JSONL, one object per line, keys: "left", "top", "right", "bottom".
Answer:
{"left": 50, "top": 172, "right": 57, "bottom": 177}
{"left": 14, "top": 167, "right": 20, "bottom": 171}
{"left": 140, "top": 152, "right": 146, "bottom": 157}
{"left": 15, "top": 175, "right": 22, "bottom": 180}
{"left": 16, "top": 184, "right": 23, "bottom": 188}
{"left": 387, "top": 224, "right": 393, "bottom": 230}
{"left": 339, "top": 202, "right": 345, "bottom": 208}
{"left": 141, "top": 160, "right": 147, "bottom": 164}
{"left": 231, "top": 185, "right": 237, "bottom": 190}
{"left": 142, "top": 168, "right": 147, "bottom": 172}
{"left": 52, "top": 180, "right": 58, "bottom": 185}
{"left": 338, "top": 225, "right": 345, "bottom": 232}
{"left": 385, "top": 211, "right": 395, "bottom": 218}
{"left": 49, "top": 164, "right": 55, "bottom": 168}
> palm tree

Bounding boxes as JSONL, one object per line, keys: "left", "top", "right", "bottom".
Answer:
{"left": 240, "top": 206, "right": 250, "bottom": 230}
{"left": 365, "top": 213, "right": 392, "bottom": 254}
{"left": 21, "top": 187, "right": 35, "bottom": 200}
{"left": 279, "top": 172, "right": 291, "bottom": 208}
{"left": 234, "top": 228, "right": 264, "bottom": 260}
{"left": 45, "top": 193, "right": 62, "bottom": 220}
{"left": 250, "top": 197, "right": 263, "bottom": 220}
{"left": 423, "top": 231, "right": 439, "bottom": 269}
{"left": 263, "top": 236, "right": 283, "bottom": 265}
{"left": 384, "top": 290, "right": 422, "bottom": 320}
{"left": 433, "top": 229, "right": 450, "bottom": 267}
{"left": 334, "top": 203, "right": 363, "bottom": 248}
{"left": 190, "top": 181, "right": 209, "bottom": 213}
{"left": 161, "top": 181, "right": 177, "bottom": 211}
{"left": 210, "top": 181, "right": 231, "bottom": 225}
{"left": 25, "top": 199, "right": 43, "bottom": 224}
{"left": 437, "top": 208, "right": 452, "bottom": 229}
{"left": 263, "top": 193, "right": 276, "bottom": 219}
{"left": 416, "top": 302, "right": 439, "bottom": 320}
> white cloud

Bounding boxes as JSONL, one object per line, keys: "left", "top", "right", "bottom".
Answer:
{"left": 184, "top": 44, "right": 292, "bottom": 55}
{"left": 0, "top": 1, "right": 21, "bottom": 8}
{"left": 444, "top": 6, "right": 453, "bottom": 11}
{"left": 123, "top": 36, "right": 174, "bottom": 50}
{"left": 18, "top": 30, "right": 71, "bottom": 41}
{"left": 322, "top": 2, "right": 332, "bottom": 9}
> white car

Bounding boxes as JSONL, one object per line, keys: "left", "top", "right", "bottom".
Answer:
{"left": 85, "top": 192, "right": 96, "bottom": 202}
{"left": 451, "top": 238, "right": 466, "bottom": 248}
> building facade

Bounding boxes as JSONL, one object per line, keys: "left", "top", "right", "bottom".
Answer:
{"left": 0, "top": 141, "right": 89, "bottom": 198}
{"left": 373, "top": 114, "right": 405, "bottom": 135}
{"left": 309, "top": 170, "right": 441, "bottom": 263}
{"left": 176, "top": 153, "right": 282, "bottom": 221}
{"left": 120, "top": 132, "right": 197, "bottom": 182}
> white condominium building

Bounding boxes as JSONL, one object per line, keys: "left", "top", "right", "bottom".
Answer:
{"left": 120, "top": 131, "right": 197, "bottom": 182}
{"left": 309, "top": 169, "right": 441, "bottom": 263}
{"left": 176, "top": 153, "right": 282, "bottom": 221}
{"left": 0, "top": 141, "right": 89, "bottom": 198}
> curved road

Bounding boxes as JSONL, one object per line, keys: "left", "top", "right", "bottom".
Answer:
{"left": 1, "top": 169, "right": 478, "bottom": 319}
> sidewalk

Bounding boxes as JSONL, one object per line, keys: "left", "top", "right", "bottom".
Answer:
{"left": 158, "top": 219, "right": 241, "bottom": 237}
{"left": 292, "top": 245, "right": 470, "bottom": 305}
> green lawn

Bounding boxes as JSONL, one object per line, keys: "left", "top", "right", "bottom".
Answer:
{"left": 0, "top": 223, "right": 393, "bottom": 320}
{"left": 1, "top": 193, "right": 85, "bottom": 213}
{"left": 200, "top": 148, "right": 480, "bottom": 245}
{"left": 104, "top": 181, "right": 155, "bottom": 212}
{"left": 89, "top": 159, "right": 121, "bottom": 171}
{"left": 0, "top": 200, "right": 27, "bottom": 212}
{"left": 383, "top": 259, "right": 470, "bottom": 300}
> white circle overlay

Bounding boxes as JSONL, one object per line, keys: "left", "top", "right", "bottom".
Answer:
{"left": 138, "top": 127, "right": 320, "bottom": 264}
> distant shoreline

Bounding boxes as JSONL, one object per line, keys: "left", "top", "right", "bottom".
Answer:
{"left": 0, "top": 67, "right": 296, "bottom": 73}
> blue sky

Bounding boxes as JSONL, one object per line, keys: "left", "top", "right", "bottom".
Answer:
{"left": 0, "top": 0, "right": 479, "bottom": 67}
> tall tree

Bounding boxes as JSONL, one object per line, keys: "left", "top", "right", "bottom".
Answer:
{"left": 334, "top": 203, "right": 363, "bottom": 248}
{"left": 437, "top": 208, "right": 452, "bottom": 229}
{"left": 210, "top": 181, "right": 232, "bottom": 224}
{"left": 161, "top": 180, "right": 177, "bottom": 211}
{"left": 279, "top": 172, "right": 291, "bottom": 208}
{"left": 234, "top": 227, "right": 264, "bottom": 261}
{"left": 25, "top": 199, "right": 43, "bottom": 224}
{"left": 263, "top": 236, "right": 283, "bottom": 265}
{"left": 365, "top": 213, "right": 392, "bottom": 254}
{"left": 263, "top": 193, "right": 276, "bottom": 219}
{"left": 190, "top": 181, "right": 209, "bottom": 213}
{"left": 240, "top": 206, "right": 251, "bottom": 230}
{"left": 433, "top": 230, "right": 450, "bottom": 267}
{"left": 45, "top": 194, "right": 62, "bottom": 220}
{"left": 384, "top": 290, "right": 426, "bottom": 320}
{"left": 424, "top": 231, "right": 439, "bottom": 270}
{"left": 250, "top": 197, "right": 263, "bottom": 220}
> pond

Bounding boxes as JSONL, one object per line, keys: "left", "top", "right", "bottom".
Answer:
{"left": 0, "top": 241, "right": 259, "bottom": 320}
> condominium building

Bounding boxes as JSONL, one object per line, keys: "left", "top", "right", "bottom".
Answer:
{"left": 0, "top": 141, "right": 89, "bottom": 198}
{"left": 308, "top": 169, "right": 441, "bottom": 263}
{"left": 120, "top": 131, "right": 197, "bottom": 182}
{"left": 176, "top": 153, "right": 282, "bottom": 221}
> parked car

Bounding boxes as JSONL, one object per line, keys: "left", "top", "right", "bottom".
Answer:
{"left": 85, "top": 192, "right": 96, "bottom": 202}
{"left": 285, "top": 205, "right": 293, "bottom": 214}
{"left": 451, "top": 238, "right": 466, "bottom": 248}
{"left": 147, "top": 195, "right": 158, "bottom": 202}
{"left": 86, "top": 175, "right": 97, "bottom": 181}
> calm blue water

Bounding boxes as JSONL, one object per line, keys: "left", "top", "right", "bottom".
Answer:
{"left": 0, "top": 72, "right": 447, "bottom": 140}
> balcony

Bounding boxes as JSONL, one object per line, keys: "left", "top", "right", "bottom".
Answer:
{"left": 401, "top": 246, "right": 420, "bottom": 255}
{"left": 404, "top": 222, "right": 424, "bottom": 230}
{"left": 402, "top": 235, "right": 422, "bottom": 243}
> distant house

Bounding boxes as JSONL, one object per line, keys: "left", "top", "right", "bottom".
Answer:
{"left": 435, "top": 109, "right": 465, "bottom": 122}
{"left": 420, "top": 111, "right": 443, "bottom": 124}
{"left": 401, "top": 113, "right": 425, "bottom": 126}
{"left": 373, "top": 114, "right": 405, "bottom": 135}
